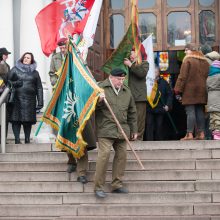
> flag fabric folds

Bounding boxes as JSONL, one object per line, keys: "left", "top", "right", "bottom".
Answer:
{"left": 131, "top": 0, "right": 142, "bottom": 64}
{"left": 35, "top": 0, "right": 95, "bottom": 57}
{"left": 142, "top": 35, "right": 161, "bottom": 108}
{"left": 101, "top": 24, "right": 134, "bottom": 75}
{"left": 42, "top": 41, "right": 102, "bottom": 158}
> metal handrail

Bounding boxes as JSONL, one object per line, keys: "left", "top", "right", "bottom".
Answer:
{"left": 0, "top": 87, "right": 10, "bottom": 153}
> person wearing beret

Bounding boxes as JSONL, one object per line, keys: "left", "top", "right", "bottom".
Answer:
{"left": 48, "top": 39, "right": 97, "bottom": 183}
{"left": 48, "top": 38, "right": 68, "bottom": 87}
{"left": 124, "top": 45, "right": 149, "bottom": 140}
{"left": 48, "top": 38, "right": 78, "bottom": 174}
{"left": 94, "top": 68, "right": 138, "bottom": 198}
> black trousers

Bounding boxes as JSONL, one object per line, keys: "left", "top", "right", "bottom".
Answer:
{"left": 12, "top": 122, "right": 32, "bottom": 142}
{"left": 145, "top": 112, "right": 165, "bottom": 141}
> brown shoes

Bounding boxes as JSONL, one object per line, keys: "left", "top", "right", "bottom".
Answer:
{"left": 180, "top": 133, "right": 194, "bottom": 141}
{"left": 194, "top": 131, "right": 205, "bottom": 140}
{"left": 181, "top": 132, "right": 205, "bottom": 141}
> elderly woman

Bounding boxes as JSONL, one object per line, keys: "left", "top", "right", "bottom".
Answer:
{"left": 8, "top": 52, "right": 43, "bottom": 144}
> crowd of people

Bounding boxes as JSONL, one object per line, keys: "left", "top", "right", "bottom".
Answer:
{"left": 0, "top": 40, "right": 220, "bottom": 198}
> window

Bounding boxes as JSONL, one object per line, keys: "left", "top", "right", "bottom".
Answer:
{"left": 139, "top": 13, "right": 157, "bottom": 42}
{"left": 167, "top": 0, "right": 190, "bottom": 8}
{"left": 199, "top": 0, "right": 215, "bottom": 7}
{"left": 167, "top": 12, "right": 191, "bottom": 46}
{"left": 110, "top": 0, "right": 124, "bottom": 9}
{"left": 110, "top": 14, "right": 125, "bottom": 48}
{"left": 138, "top": 0, "right": 156, "bottom": 9}
{"left": 199, "top": 10, "right": 215, "bottom": 44}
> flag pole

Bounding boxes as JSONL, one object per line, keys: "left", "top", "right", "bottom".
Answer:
{"left": 103, "top": 97, "right": 145, "bottom": 170}
{"left": 160, "top": 97, "right": 178, "bottom": 134}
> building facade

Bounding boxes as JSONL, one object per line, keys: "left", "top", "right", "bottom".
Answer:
{"left": 0, "top": 0, "right": 220, "bottom": 105}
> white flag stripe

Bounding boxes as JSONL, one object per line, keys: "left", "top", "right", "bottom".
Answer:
{"left": 142, "top": 35, "right": 155, "bottom": 98}
{"left": 78, "top": 0, "right": 103, "bottom": 60}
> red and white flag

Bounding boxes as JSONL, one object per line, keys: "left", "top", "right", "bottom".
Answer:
{"left": 35, "top": 0, "right": 95, "bottom": 56}
{"left": 77, "top": 0, "right": 103, "bottom": 60}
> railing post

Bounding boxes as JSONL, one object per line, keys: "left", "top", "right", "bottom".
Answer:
{"left": 0, "top": 102, "right": 6, "bottom": 153}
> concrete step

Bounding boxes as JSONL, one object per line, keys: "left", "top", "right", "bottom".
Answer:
{"left": 0, "top": 204, "right": 197, "bottom": 217}
{"left": 6, "top": 143, "right": 52, "bottom": 153}
{"left": 0, "top": 149, "right": 212, "bottom": 162}
{"left": 0, "top": 192, "right": 212, "bottom": 205}
{"left": 53, "top": 217, "right": 212, "bottom": 220}
{"left": 77, "top": 204, "right": 193, "bottom": 216}
{"left": 63, "top": 192, "right": 211, "bottom": 204}
{"left": 0, "top": 159, "right": 197, "bottom": 172}
{"left": 0, "top": 182, "right": 83, "bottom": 193}
{"left": 0, "top": 181, "right": 195, "bottom": 193}
{"left": 194, "top": 203, "right": 220, "bottom": 215}
{"left": 0, "top": 170, "right": 211, "bottom": 182}
{"left": 196, "top": 181, "right": 220, "bottom": 191}
{"left": 0, "top": 205, "right": 77, "bottom": 217}
{"left": 0, "top": 216, "right": 213, "bottom": 220}
{"left": 6, "top": 140, "right": 219, "bottom": 153}
{"left": 84, "top": 181, "right": 196, "bottom": 193}
{"left": 128, "top": 140, "right": 220, "bottom": 150}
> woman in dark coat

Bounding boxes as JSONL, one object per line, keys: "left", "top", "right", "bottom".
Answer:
{"left": 8, "top": 52, "right": 43, "bottom": 144}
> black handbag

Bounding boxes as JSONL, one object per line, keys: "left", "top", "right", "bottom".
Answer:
{"left": 7, "top": 88, "right": 15, "bottom": 104}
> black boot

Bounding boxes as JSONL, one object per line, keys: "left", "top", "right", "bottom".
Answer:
{"left": 23, "top": 123, "right": 32, "bottom": 144}
{"left": 12, "top": 123, "right": 21, "bottom": 144}
{"left": 25, "top": 137, "right": 30, "bottom": 144}
{"left": 15, "top": 139, "right": 22, "bottom": 144}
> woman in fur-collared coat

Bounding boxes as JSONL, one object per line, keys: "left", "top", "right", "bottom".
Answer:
{"left": 174, "top": 44, "right": 209, "bottom": 140}
{"left": 8, "top": 52, "right": 43, "bottom": 144}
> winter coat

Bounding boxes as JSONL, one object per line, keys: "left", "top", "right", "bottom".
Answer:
{"left": 95, "top": 78, "right": 137, "bottom": 139}
{"left": 128, "top": 61, "right": 149, "bottom": 102}
{"left": 147, "top": 77, "right": 173, "bottom": 114}
{"left": 207, "top": 65, "right": 220, "bottom": 112}
{"left": 8, "top": 60, "right": 43, "bottom": 124}
{"left": 174, "top": 51, "right": 209, "bottom": 105}
{"left": 49, "top": 52, "right": 64, "bottom": 86}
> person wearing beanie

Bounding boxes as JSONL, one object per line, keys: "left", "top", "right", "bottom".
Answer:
{"left": 207, "top": 59, "right": 220, "bottom": 140}
{"left": 174, "top": 44, "right": 209, "bottom": 140}
{"left": 94, "top": 68, "right": 138, "bottom": 198}
{"left": 124, "top": 47, "right": 149, "bottom": 140}
{"left": 200, "top": 43, "right": 212, "bottom": 55}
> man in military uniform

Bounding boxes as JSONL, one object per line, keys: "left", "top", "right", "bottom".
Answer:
{"left": 49, "top": 39, "right": 96, "bottom": 184}
{"left": 94, "top": 68, "right": 138, "bottom": 198}
{"left": 49, "top": 38, "right": 68, "bottom": 87}
{"left": 124, "top": 46, "right": 149, "bottom": 140}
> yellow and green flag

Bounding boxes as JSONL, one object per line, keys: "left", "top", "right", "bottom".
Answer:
{"left": 42, "top": 41, "right": 102, "bottom": 158}
{"left": 101, "top": 24, "right": 134, "bottom": 75}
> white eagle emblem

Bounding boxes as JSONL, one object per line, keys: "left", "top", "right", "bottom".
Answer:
{"left": 62, "top": 90, "right": 79, "bottom": 123}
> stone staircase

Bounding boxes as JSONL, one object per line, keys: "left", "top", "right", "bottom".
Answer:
{"left": 0, "top": 140, "right": 220, "bottom": 219}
